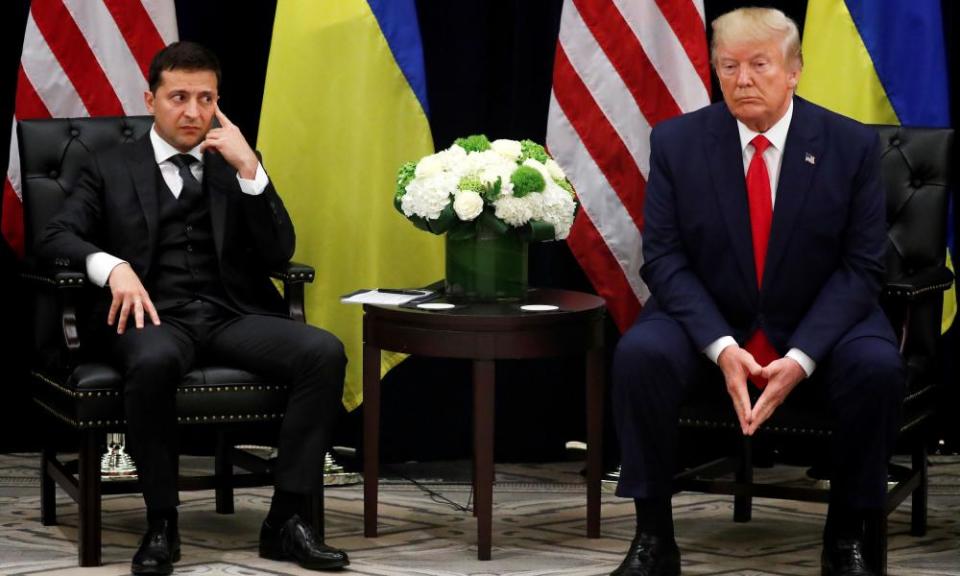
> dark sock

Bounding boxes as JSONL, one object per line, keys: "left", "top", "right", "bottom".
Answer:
{"left": 146, "top": 507, "right": 178, "bottom": 531}
{"left": 267, "top": 489, "right": 303, "bottom": 525}
{"left": 634, "top": 497, "right": 674, "bottom": 540}
{"left": 825, "top": 504, "right": 864, "bottom": 542}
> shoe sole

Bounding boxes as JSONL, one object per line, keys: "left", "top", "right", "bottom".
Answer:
{"left": 259, "top": 549, "right": 349, "bottom": 570}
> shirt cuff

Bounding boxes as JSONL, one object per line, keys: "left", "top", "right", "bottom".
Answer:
{"left": 704, "top": 336, "right": 738, "bottom": 364}
{"left": 786, "top": 348, "right": 816, "bottom": 378}
{"left": 86, "top": 252, "right": 127, "bottom": 288}
{"left": 236, "top": 162, "right": 268, "bottom": 195}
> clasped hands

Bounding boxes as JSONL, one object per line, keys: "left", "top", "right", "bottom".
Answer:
{"left": 717, "top": 345, "right": 807, "bottom": 436}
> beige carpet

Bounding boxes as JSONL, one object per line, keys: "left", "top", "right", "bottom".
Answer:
{"left": 0, "top": 454, "right": 957, "bottom": 575}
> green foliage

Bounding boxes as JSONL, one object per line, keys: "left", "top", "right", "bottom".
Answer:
{"left": 454, "top": 134, "right": 491, "bottom": 152}
{"left": 519, "top": 139, "right": 548, "bottom": 163}
{"left": 553, "top": 177, "right": 574, "bottom": 194}
{"left": 482, "top": 177, "right": 502, "bottom": 204}
{"left": 395, "top": 161, "right": 416, "bottom": 199}
{"left": 510, "top": 165, "right": 545, "bottom": 198}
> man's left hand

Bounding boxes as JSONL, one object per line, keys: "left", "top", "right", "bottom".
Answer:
{"left": 201, "top": 103, "right": 259, "bottom": 179}
{"left": 746, "top": 357, "right": 806, "bottom": 435}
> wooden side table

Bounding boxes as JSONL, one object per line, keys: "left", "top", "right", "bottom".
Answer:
{"left": 362, "top": 288, "right": 606, "bottom": 560}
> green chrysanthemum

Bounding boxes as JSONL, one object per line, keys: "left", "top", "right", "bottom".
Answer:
{"left": 454, "top": 134, "right": 491, "bottom": 152}
{"left": 458, "top": 174, "right": 485, "bottom": 194}
{"left": 554, "top": 177, "right": 573, "bottom": 194}
{"left": 510, "top": 165, "right": 546, "bottom": 198}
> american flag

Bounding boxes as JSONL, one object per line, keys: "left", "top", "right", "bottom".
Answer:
{"left": 547, "top": 0, "right": 711, "bottom": 332}
{"left": 2, "top": 0, "right": 178, "bottom": 257}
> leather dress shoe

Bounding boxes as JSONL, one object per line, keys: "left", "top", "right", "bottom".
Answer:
{"left": 259, "top": 514, "right": 349, "bottom": 570}
{"left": 610, "top": 531, "right": 680, "bottom": 576}
{"left": 821, "top": 538, "right": 875, "bottom": 576}
{"left": 131, "top": 519, "right": 180, "bottom": 575}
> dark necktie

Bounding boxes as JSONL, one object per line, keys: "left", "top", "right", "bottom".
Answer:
{"left": 168, "top": 153, "right": 201, "bottom": 201}
{"left": 743, "top": 134, "right": 778, "bottom": 388}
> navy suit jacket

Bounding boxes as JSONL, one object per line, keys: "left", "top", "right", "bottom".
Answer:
{"left": 639, "top": 96, "right": 895, "bottom": 363}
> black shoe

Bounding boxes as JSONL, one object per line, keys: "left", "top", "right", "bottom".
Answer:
{"left": 131, "top": 519, "right": 181, "bottom": 575}
{"left": 259, "top": 514, "right": 349, "bottom": 571}
{"left": 821, "top": 538, "right": 875, "bottom": 576}
{"left": 611, "top": 532, "right": 680, "bottom": 576}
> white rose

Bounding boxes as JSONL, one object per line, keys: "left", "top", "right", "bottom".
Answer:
{"left": 453, "top": 190, "right": 484, "bottom": 221}
{"left": 545, "top": 158, "right": 567, "bottom": 181}
{"left": 490, "top": 139, "right": 522, "bottom": 161}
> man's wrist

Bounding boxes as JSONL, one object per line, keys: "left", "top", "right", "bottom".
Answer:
{"left": 704, "top": 336, "right": 738, "bottom": 364}
{"left": 785, "top": 348, "right": 816, "bottom": 377}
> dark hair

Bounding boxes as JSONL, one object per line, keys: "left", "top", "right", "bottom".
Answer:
{"left": 148, "top": 41, "right": 221, "bottom": 93}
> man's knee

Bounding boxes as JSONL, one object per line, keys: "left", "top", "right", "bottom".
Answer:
{"left": 831, "top": 337, "right": 905, "bottom": 402}
{"left": 613, "top": 318, "right": 695, "bottom": 398}
{"left": 293, "top": 326, "right": 346, "bottom": 378}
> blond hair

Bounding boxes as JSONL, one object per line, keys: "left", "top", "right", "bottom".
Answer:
{"left": 711, "top": 7, "right": 802, "bottom": 70}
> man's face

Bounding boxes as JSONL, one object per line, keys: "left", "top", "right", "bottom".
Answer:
{"left": 144, "top": 69, "right": 218, "bottom": 152}
{"left": 715, "top": 38, "right": 800, "bottom": 132}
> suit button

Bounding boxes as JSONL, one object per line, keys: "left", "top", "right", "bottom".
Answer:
{"left": 186, "top": 245, "right": 193, "bottom": 252}
{"left": 185, "top": 225, "right": 193, "bottom": 233}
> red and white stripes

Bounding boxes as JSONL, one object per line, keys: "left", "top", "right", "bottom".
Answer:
{"left": 547, "top": 0, "right": 710, "bottom": 332}
{"left": 2, "top": 0, "right": 176, "bottom": 256}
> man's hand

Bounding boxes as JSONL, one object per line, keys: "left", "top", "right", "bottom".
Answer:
{"left": 200, "top": 104, "right": 259, "bottom": 179}
{"left": 717, "top": 345, "right": 763, "bottom": 435}
{"left": 106, "top": 263, "right": 160, "bottom": 334}
{"left": 746, "top": 357, "right": 806, "bottom": 435}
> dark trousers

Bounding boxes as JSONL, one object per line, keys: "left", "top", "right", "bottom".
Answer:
{"left": 612, "top": 310, "right": 904, "bottom": 510}
{"left": 105, "top": 299, "right": 346, "bottom": 510}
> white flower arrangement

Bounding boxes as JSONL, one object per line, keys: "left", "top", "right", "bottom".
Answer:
{"left": 395, "top": 135, "right": 578, "bottom": 241}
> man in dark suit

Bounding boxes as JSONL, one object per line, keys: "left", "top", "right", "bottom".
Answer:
{"left": 37, "top": 42, "right": 349, "bottom": 574}
{"left": 610, "top": 8, "right": 903, "bottom": 576}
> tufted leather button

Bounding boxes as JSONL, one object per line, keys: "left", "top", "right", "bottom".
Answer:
{"left": 123, "top": 128, "right": 133, "bottom": 136}
{"left": 48, "top": 170, "right": 58, "bottom": 179}
{"left": 911, "top": 179, "right": 922, "bottom": 189}
{"left": 889, "top": 136, "right": 900, "bottom": 147}
{"left": 69, "top": 128, "right": 79, "bottom": 137}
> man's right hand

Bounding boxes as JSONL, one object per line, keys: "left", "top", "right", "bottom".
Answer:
{"left": 106, "top": 263, "right": 160, "bottom": 334}
{"left": 717, "top": 345, "right": 762, "bottom": 435}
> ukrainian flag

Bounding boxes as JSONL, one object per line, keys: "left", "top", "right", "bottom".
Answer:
{"left": 798, "top": 0, "right": 954, "bottom": 333}
{"left": 258, "top": 0, "right": 442, "bottom": 410}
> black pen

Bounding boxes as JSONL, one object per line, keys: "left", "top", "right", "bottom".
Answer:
{"left": 377, "top": 288, "right": 428, "bottom": 295}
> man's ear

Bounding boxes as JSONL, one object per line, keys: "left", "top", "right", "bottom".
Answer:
{"left": 143, "top": 90, "right": 155, "bottom": 114}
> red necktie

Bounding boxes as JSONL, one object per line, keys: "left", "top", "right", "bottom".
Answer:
{"left": 744, "top": 135, "right": 778, "bottom": 388}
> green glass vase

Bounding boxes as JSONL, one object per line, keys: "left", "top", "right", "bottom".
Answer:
{"left": 445, "top": 227, "right": 528, "bottom": 302}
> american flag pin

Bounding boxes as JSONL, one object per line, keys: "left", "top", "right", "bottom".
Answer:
{"left": 805, "top": 153, "right": 816, "bottom": 165}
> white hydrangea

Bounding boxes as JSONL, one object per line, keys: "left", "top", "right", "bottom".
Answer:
{"left": 401, "top": 171, "right": 458, "bottom": 220}
{"left": 494, "top": 195, "right": 535, "bottom": 227}
{"left": 453, "top": 190, "right": 484, "bottom": 221}
{"left": 537, "top": 183, "right": 577, "bottom": 239}
{"left": 490, "top": 139, "right": 522, "bottom": 161}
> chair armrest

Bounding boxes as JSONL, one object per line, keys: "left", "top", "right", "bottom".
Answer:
{"left": 270, "top": 262, "right": 315, "bottom": 323}
{"left": 884, "top": 266, "right": 954, "bottom": 301}
{"left": 21, "top": 269, "right": 86, "bottom": 358}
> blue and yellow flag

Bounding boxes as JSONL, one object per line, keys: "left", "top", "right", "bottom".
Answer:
{"left": 798, "top": 0, "right": 954, "bottom": 333}
{"left": 258, "top": 0, "right": 443, "bottom": 410}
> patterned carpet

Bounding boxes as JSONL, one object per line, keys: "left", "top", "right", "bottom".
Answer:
{"left": 0, "top": 453, "right": 957, "bottom": 575}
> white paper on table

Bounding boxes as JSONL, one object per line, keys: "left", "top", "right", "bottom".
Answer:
{"left": 340, "top": 289, "right": 434, "bottom": 305}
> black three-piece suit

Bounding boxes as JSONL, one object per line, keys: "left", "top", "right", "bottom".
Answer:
{"left": 37, "top": 133, "right": 345, "bottom": 509}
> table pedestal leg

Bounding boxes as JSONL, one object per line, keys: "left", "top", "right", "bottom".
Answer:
{"left": 586, "top": 347, "right": 604, "bottom": 537}
{"left": 473, "top": 360, "right": 495, "bottom": 560}
{"left": 363, "top": 344, "right": 381, "bottom": 537}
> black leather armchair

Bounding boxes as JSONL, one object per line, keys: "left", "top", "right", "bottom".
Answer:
{"left": 19, "top": 115, "right": 322, "bottom": 566}
{"left": 673, "top": 126, "right": 954, "bottom": 576}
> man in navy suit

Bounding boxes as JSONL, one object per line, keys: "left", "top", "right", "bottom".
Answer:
{"left": 609, "top": 8, "right": 903, "bottom": 576}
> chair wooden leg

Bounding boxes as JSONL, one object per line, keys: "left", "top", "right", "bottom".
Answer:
{"left": 864, "top": 511, "right": 887, "bottom": 576}
{"left": 911, "top": 442, "right": 927, "bottom": 536}
{"left": 215, "top": 431, "right": 235, "bottom": 514}
{"left": 40, "top": 448, "right": 57, "bottom": 526}
{"left": 734, "top": 436, "right": 753, "bottom": 523}
{"left": 78, "top": 430, "right": 102, "bottom": 567}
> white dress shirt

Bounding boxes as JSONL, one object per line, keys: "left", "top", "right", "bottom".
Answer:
{"left": 702, "top": 100, "right": 816, "bottom": 377}
{"left": 85, "top": 126, "right": 269, "bottom": 287}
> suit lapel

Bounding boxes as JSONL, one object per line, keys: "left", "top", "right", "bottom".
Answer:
{"left": 707, "top": 106, "right": 759, "bottom": 298}
{"left": 127, "top": 137, "right": 159, "bottom": 262}
{"left": 203, "top": 151, "right": 231, "bottom": 261}
{"left": 764, "top": 97, "right": 821, "bottom": 285}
